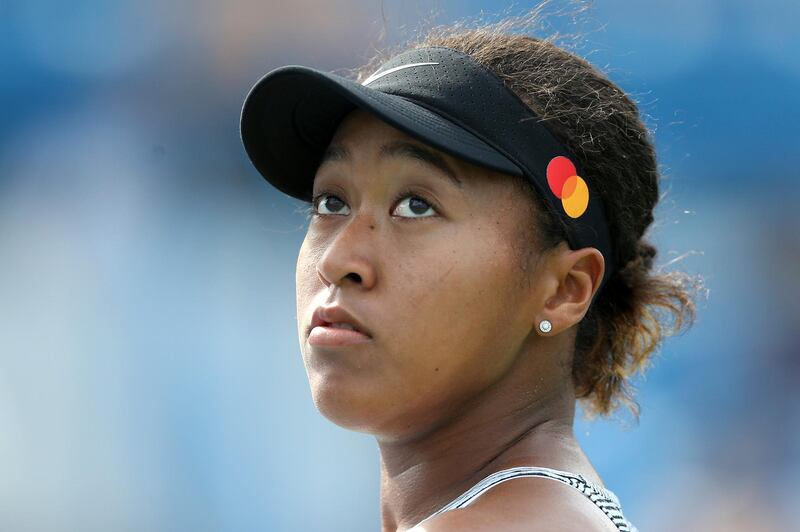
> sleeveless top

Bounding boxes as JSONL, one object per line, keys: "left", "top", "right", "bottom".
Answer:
{"left": 410, "top": 466, "right": 638, "bottom": 531}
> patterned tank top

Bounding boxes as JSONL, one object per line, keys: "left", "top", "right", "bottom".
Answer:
{"left": 410, "top": 466, "right": 638, "bottom": 531}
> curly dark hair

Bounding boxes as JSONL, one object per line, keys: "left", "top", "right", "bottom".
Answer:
{"left": 353, "top": 5, "right": 705, "bottom": 419}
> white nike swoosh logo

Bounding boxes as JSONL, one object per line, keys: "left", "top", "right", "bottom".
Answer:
{"left": 361, "top": 62, "right": 439, "bottom": 86}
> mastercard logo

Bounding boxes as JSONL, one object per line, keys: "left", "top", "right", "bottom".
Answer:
{"left": 546, "top": 156, "right": 589, "bottom": 218}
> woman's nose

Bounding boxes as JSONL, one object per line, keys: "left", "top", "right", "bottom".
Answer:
{"left": 316, "top": 214, "right": 378, "bottom": 290}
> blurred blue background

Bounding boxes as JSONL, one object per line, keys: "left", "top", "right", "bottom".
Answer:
{"left": 1, "top": 0, "right": 798, "bottom": 530}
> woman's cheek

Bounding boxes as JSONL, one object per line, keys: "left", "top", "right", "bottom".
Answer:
{"left": 296, "top": 235, "right": 326, "bottom": 294}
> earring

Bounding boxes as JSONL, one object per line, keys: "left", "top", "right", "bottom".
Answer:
{"left": 538, "top": 320, "right": 552, "bottom": 334}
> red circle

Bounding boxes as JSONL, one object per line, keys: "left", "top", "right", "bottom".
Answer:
{"left": 546, "top": 156, "right": 577, "bottom": 198}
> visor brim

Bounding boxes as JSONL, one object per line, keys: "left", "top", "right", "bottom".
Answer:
{"left": 239, "top": 65, "right": 523, "bottom": 201}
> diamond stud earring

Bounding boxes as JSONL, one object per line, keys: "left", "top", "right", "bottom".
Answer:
{"left": 538, "top": 320, "right": 552, "bottom": 334}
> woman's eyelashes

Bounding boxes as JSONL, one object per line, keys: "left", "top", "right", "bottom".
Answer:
{"left": 389, "top": 187, "right": 439, "bottom": 218}
{"left": 313, "top": 192, "right": 350, "bottom": 216}
{"left": 310, "top": 189, "right": 439, "bottom": 219}
{"left": 393, "top": 195, "right": 436, "bottom": 218}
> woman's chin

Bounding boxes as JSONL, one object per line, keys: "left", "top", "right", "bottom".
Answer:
{"left": 309, "top": 378, "right": 453, "bottom": 442}
{"left": 309, "top": 377, "right": 389, "bottom": 433}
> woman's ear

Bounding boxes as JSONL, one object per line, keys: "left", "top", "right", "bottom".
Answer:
{"left": 537, "top": 244, "right": 605, "bottom": 334}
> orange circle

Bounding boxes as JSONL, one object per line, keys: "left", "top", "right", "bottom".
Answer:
{"left": 561, "top": 176, "right": 589, "bottom": 218}
{"left": 561, "top": 174, "right": 579, "bottom": 199}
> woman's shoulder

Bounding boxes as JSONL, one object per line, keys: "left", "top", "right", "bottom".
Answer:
{"left": 408, "top": 472, "right": 621, "bottom": 532}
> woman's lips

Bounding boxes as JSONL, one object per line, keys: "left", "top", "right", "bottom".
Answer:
{"left": 308, "top": 325, "right": 372, "bottom": 347}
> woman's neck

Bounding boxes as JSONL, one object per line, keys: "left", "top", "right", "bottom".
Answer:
{"left": 377, "top": 369, "right": 580, "bottom": 532}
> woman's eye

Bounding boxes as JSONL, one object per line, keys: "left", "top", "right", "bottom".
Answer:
{"left": 314, "top": 193, "right": 350, "bottom": 215}
{"left": 311, "top": 192, "right": 436, "bottom": 218}
{"left": 393, "top": 195, "right": 436, "bottom": 218}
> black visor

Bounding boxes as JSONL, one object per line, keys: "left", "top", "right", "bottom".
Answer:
{"left": 240, "top": 45, "right": 614, "bottom": 295}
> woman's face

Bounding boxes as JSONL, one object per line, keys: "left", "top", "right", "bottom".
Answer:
{"left": 295, "top": 108, "right": 550, "bottom": 441}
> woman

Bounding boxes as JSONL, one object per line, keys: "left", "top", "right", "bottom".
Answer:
{"left": 239, "top": 13, "right": 698, "bottom": 532}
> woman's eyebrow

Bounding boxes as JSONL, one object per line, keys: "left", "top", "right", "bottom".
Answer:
{"left": 380, "top": 141, "right": 462, "bottom": 187}
{"left": 319, "top": 141, "right": 463, "bottom": 188}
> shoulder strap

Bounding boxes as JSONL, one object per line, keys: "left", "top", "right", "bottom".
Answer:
{"left": 413, "top": 466, "right": 637, "bottom": 532}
